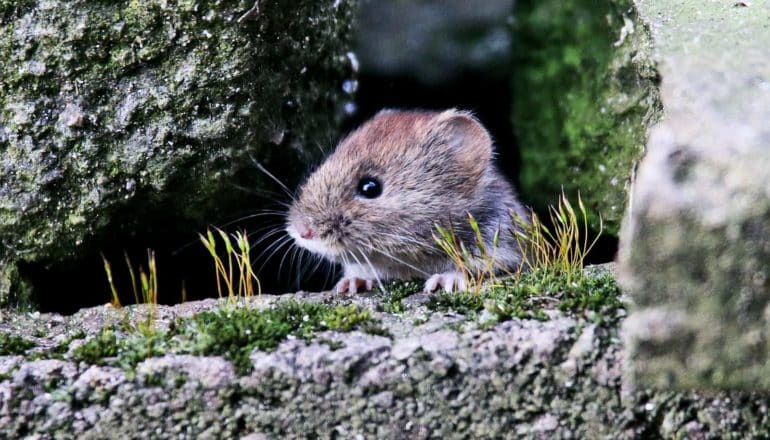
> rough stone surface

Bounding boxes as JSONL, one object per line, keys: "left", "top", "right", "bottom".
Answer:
{"left": 511, "top": 0, "right": 661, "bottom": 234}
{"left": 619, "top": 1, "right": 770, "bottom": 390}
{"left": 355, "top": 0, "right": 512, "bottom": 83}
{"left": 0, "top": 0, "right": 357, "bottom": 306}
{"left": 2, "top": 274, "right": 770, "bottom": 438}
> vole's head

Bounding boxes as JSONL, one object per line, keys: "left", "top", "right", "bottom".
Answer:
{"left": 286, "top": 109, "right": 493, "bottom": 262}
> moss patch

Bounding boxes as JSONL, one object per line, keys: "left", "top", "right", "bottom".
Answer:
{"left": 72, "top": 300, "right": 376, "bottom": 374}
{"left": 428, "top": 269, "right": 623, "bottom": 325}
{"left": 73, "top": 329, "right": 169, "bottom": 370}
{"left": 0, "top": 332, "right": 36, "bottom": 355}
{"left": 377, "top": 280, "right": 422, "bottom": 313}
{"left": 180, "top": 301, "right": 373, "bottom": 373}
{"left": 511, "top": 0, "right": 661, "bottom": 234}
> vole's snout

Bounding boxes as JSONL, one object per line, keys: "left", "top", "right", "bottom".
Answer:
{"left": 286, "top": 211, "right": 347, "bottom": 259}
{"left": 289, "top": 217, "right": 315, "bottom": 240}
{"left": 297, "top": 220, "right": 315, "bottom": 240}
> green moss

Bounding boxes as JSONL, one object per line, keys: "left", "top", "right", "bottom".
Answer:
{"left": 72, "top": 329, "right": 168, "bottom": 370}
{"left": 318, "top": 339, "right": 344, "bottom": 351}
{"left": 556, "top": 273, "right": 624, "bottom": 322}
{"left": 427, "top": 269, "right": 623, "bottom": 324}
{"left": 0, "top": 332, "right": 36, "bottom": 355}
{"left": 378, "top": 280, "right": 422, "bottom": 313}
{"left": 427, "top": 291, "right": 486, "bottom": 316}
{"left": 58, "top": 331, "right": 86, "bottom": 351}
{"left": 180, "top": 301, "right": 373, "bottom": 374}
{"left": 512, "top": 0, "right": 661, "bottom": 234}
{"left": 0, "top": 262, "right": 36, "bottom": 311}
{"left": 358, "top": 321, "right": 392, "bottom": 338}
{"left": 72, "top": 300, "right": 376, "bottom": 374}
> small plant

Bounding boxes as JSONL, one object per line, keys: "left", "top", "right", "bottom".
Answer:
{"left": 101, "top": 251, "right": 159, "bottom": 306}
{"left": 101, "top": 255, "right": 121, "bottom": 308}
{"left": 101, "top": 250, "right": 160, "bottom": 335}
{"left": 199, "top": 227, "right": 261, "bottom": 303}
{"left": 433, "top": 191, "right": 603, "bottom": 294}
{"left": 513, "top": 191, "right": 602, "bottom": 283}
{"left": 428, "top": 190, "right": 625, "bottom": 325}
{"left": 433, "top": 213, "right": 502, "bottom": 294}
{"left": 83, "top": 232, "right": 378, "bottom": 375}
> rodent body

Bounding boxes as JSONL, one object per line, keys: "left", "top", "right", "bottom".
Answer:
{"left": 286, "top": 109, "right": 528, "bottom": 293}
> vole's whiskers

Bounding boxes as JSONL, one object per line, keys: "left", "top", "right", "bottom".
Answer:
{"left": 357, "top": 248, "right": 385, "bottom": 292}
{"left": 170, "top": 212, "right": 282, "bottom": 256}
{"left": 321, "top": 253, "right": 337, "bottom": 289}
{"left": 228, "top": 183, "right": 290, "bottom": 205}
{"left": 289, "top": 246, "right": 302, "bottom": 282}
{"left": 223, "top": 210, "right": 288, "bottom": 227}
{"left": 250, "top": 156, "right": 297, "bottom": 202}
{"left": 277, "top": 240, "right": 297, "bottom": 279}
{"left": 313, "top": 140, "right": 330, "bottom": 157}
{"left": 250, "top": 225, "right": 289, "bottom": 248}
{"left": 256, "top": 235, "right": 293, "bottom": 274}
{"left": 254, "top": 234, "right": 290, "bottom": 265}
{"left": 293, "top": 248, "right": 307, "bottom": 290}
{"left": 293, "top": 247, "right": 309, "bottom": 289}
{"left": 302, "top": 251, "right": 322, "bottom": 291}
{"left": 377, "top": 231, "right": 427, "bottom": 247}
{"left": 246, "top": 221, "right": 285, "bottom": 235}
{"left": 363, "top": 244, "right": 430, "bottom": 277}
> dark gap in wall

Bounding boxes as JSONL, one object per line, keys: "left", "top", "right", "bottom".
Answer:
{"left": 24, "top": 167, "right": 338, "bottom": 314}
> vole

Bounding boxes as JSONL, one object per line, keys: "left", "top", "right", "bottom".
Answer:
{"left": 286, "top": 109, "right": 529, "bottom": 293}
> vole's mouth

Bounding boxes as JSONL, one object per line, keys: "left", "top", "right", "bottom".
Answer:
{"left": 286, "top": 224, "right": 344, "bottom": 260}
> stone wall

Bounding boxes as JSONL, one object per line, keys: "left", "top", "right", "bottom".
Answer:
{"left": 2, "top": 275, "right": 770, "bottom": 438}
{"left": 619, "top": 1, "right": 770, "bottom": 390}
{"left": 0, "top": 0, "right": 357, "bottom": 307}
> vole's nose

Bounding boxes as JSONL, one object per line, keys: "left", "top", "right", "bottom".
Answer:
{"left": 293, "top": 218, "right": 315, "bottom": 239}
{"left": 300, "top": 226, "right": 315, "bottom": 239}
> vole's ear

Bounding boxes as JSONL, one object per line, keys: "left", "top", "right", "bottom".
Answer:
{"left": 427, "top": 109, "right": 493, "bottom": 176}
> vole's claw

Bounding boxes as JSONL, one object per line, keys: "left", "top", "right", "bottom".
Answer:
{"left": 424, "top": 272, "right": 467, "bottom": 293}
{"left": 335, "top": 277, "right": 374, "bottom": 294}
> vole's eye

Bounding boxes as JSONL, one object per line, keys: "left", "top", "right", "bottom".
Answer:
{"left": 356, "top": 176, "right": 382, "bottom": 198}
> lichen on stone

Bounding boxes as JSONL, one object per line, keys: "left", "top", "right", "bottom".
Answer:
{"left": 511, "top": 0, "right": 661, "bottom": 234}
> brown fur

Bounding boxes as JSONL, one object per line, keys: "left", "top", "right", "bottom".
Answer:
{"left": 286, "top": 109, "right": 528, "bottom": 290}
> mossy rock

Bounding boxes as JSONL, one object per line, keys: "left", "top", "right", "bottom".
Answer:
{"left": 511, "top": 0, "right": 661, "bottom": 234}
{"left": 619, "top": 0, "right": 770, "bottom": 391}
{"left": 0, "top": 0, "right": 357, "bottom": 307}
{"left": 2, "top": 268, "right": 770, "bottom": 437}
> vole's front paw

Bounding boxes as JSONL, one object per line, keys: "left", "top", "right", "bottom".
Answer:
{"left": 335, "top": 277, "right": 374, "bottom": 294}
{"left": 424, "top": 272, "right": 467, "bottom": 293}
